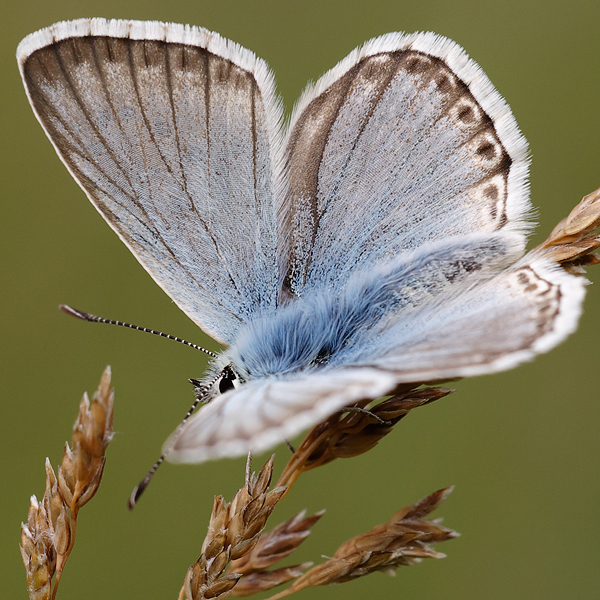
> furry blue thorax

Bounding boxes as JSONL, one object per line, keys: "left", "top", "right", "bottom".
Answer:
{"left": 228, "top": 233, "right": 516, "bottom": 380}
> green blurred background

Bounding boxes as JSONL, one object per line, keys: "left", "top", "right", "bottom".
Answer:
{"left": 2, "top": 0, "right": 599, "bottom": 598}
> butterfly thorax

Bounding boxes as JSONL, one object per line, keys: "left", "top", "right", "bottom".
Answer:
{"left": 227, "top": 291, "right": 369, "bottom": 380}
{"left": 227, "top": 258, "right": 425, "bottom": 380}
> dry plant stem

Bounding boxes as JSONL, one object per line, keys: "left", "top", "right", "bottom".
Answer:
{"left": 20, "top": 368, "right": 113, "bottom": 600}
{"left": 180, "top": 461, "right": 324, "bottom": 600}
{"left": 178, "top": 387, "right": 454, "bottom": 600}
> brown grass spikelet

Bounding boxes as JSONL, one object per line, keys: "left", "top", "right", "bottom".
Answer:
{"left": 20, "top": 367, "right": 114, "bottom": 600}
{"left": 263, "top": 487, "right": 458, "bottom": 599}
{"left": 20, "top": 471, "right": 61, "bottom": 600}
{"left": 534, "top": 185, "right": 600, "bottom": 272}
{"left": 227, "top": 510, "right": 324, "bottom": 597}
{"left": 58, "top": 366, "right": 114, "bottom": 510}
{"left": 181, "top": 456, "right": 288, "bottom": 600}
{"left": 229, "top": 564, "right": 313, "bottom": 597}
{"left": 230, "top": 509, "right": 325, "bottom": 574}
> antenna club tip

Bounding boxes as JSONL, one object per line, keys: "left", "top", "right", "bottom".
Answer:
{"left": 59, "top": 304, "right": 88, "bottom": 320}
{"left": 128, "top": 485, "right": 142, "bottom": 510}
{"left": 129, "top": 473, "right": 153, "bottom": 509}
{"left": 127, "top": 476, "right": 150, "bottom": 510}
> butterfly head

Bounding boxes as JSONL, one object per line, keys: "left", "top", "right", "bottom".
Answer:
{"left": 189, "top": 355, "right": 245, "bottom": 403}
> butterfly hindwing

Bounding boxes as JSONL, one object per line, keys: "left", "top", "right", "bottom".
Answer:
{"left": 166, "top": 367, "right": 399, "bottom": 463}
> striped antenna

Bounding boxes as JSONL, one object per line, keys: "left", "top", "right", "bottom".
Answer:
{"left": 59, "top": 304, "right": 217, "bottom": 357}
{"left": 128, "top": 368, "right": 227, "bottom": 509}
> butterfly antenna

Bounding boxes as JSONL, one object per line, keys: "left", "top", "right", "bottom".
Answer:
{"left": 128, "top": 369, "right": 226, "bottom": 509}
{"left": 60, "top": 304, "right": 217, "bottom": 358}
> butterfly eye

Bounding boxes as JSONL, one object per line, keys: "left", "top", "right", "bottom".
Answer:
{"left": 218, "top": 376, "right": 234, "bottom": 394}
{"left": 218, "top": 368, "right": 239, "bottom": 394}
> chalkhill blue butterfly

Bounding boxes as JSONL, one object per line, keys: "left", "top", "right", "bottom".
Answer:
{"left": 17, "top": 19, "right": 599, "bottom": 469}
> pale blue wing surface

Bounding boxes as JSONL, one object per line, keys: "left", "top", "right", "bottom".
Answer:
{"left": 278, "top": 32, "right": 531, "bottom": 299}
{"left": 18, "top": 19, "right": 284, "bottom": 344}
{"left": 169, "top": 253, "right": 587, "bottom": 464}
{"left": 18, "top": 22, "right": 591, "bottom": 467}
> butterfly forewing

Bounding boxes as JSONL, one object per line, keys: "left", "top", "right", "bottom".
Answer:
{"left": 279, "top": 33, "right": 531, "bottom": 298}
{"left": 18, "top": 19, "right": 283, "bottom": 344}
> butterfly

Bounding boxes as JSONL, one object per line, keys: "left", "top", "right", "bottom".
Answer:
{"left": 17, "top": 18, "right": 592, "bottom": 465}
